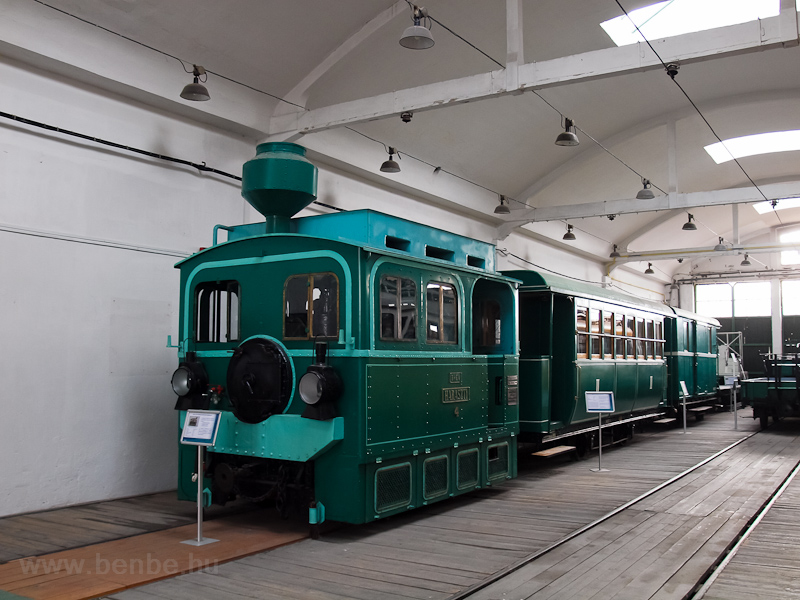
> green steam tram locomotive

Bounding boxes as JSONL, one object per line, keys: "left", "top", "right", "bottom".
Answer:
{"left": 506, "top": 271, "right": 720, "bottom": 454}
{"left": 170, "top": 143, "right": 520, "bottom": 526}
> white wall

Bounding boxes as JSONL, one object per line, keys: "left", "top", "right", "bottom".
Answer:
{"left": 0, "top": 55, "right": 254, "bottom": 516}
{"left": 0, "top": 49, "right": 661, "bottom": 516}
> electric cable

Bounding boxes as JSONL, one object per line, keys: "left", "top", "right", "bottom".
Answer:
{"left": 30, "top": 0, "right": 305, "bottom": 109}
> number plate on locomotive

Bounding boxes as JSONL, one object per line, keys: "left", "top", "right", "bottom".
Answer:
{"left": 442, "top": 387, "right": 470, "bottom": 403}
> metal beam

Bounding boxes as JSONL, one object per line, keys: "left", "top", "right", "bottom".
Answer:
{"left": 605, "top": 242, "right": 800, "bottom": 274}
{"left": 268, "top": 13, "right": 798, "bottom": 138}
{"left": 495, "top": 180, "right": 800, "bottom": 240}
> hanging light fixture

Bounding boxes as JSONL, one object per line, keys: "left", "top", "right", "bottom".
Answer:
{"left": 555, "top": 118, "right": 579, "bottom": 146}
{"left": 380, "top": 147, "right": 401, "bottom": 173}
{"left": 399, "top": 5, "right": 435, "bottom": 49}
{"left": 563, "top": 224, "right": 576, "bottom": 241}
{"left": 636, "top": 178, "right": 655, "bottom": 200}
{"left": 741, "top": 254, "right": 752, "bottom": 266}
{"left": 714, "top": 237, "right": 727, "bottom": 251}
{"left": 494, "top": 195, "right": 511, "bottom": 215}
{"left": 644, "top": 263, "right": 655, "bottom": 275}
{"left": 682, "top": 214, "right": 697, "bottom": 231}
{"left": 180, "top": 65, "right": 210, "bottom": 101}
{"left": 610, "top": 244, "right": 621, "bottom": 258}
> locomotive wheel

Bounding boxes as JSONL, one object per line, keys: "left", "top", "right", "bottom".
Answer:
{"left": 760, "top": 413, "right": 769, "bottom": 429}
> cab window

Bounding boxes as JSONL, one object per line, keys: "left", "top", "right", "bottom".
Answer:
{"left": 427, "top": 282, "right": 457, "bottom": 343}
{"left": 284, "top": 273, "right": 339, "bottom": 340}
{"left": 195, "top": 280, "right": 239, "bottom": 343}
{"left": 380, "top": 276, "right": 417, "bottom": 341}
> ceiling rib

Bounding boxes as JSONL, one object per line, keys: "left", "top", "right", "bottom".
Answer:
{"left": 494, "top": 180, "right": 800, "bottom": 240}
{"left": 268, "top": 13, "right": 799, "bottom": 139}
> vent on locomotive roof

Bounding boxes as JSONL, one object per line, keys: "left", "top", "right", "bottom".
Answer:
{"left": 241, "top": 142, "right": 318, "bottom": 233}
{"left": 467, "top": 255, "right": 486, "bottom": 269}
{"left": 425, "top": 245, "right": 455, "bottom": 262}
{"left": 385, "top": 236, "right": 411, "bottom": 252}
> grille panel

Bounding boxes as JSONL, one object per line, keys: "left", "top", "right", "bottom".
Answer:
{"left": 457, "top": 449, "right": 479, "bottom": 489}
{"left": 375, "top": 463, "right": 412, "bottom": 512}
{"left": 488, "top": 443, "right": 509, "bottom": 479}
{"left": 424, "top": 456, "right": 449, "bottom": 499}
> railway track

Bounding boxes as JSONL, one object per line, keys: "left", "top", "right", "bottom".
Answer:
{"left": 448, "top": 429, "right": 767, "bottom": 600}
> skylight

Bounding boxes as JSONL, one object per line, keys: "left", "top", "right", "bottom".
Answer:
{"left": 705, "top": 130, "right": 800, "bottom": 164}
{"left": 601, "top": 0, "right": 780, "bottom": 47}
{"left": 753, "top": 198, "right": 800, "bottom": 214}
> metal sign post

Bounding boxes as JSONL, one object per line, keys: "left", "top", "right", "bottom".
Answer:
{"left": 724, "top": 376, "right": 739, "bottom": 431}
{"left": 680, "top": 381, "right": 689, "bottom": 435}
{"left": 180, "top": 410, "right": 222, "bottom": 547}
{"left": 586, "top": 392, "right": 614, "bottom": 473}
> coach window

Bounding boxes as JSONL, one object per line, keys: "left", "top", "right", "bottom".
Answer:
{"left": 590, "top": 309, "right": 601, "bottom": 358}
{"left": 615, "top": 314, "right": 625, "bottom": 358}
{"left": 636, "top": 318, "right": 646, "bottom": 358}
{"left": 576, "top": 308, "right": 589, "bottom": 358}
{"left": 196, "top": 280, "right": 240, "bottom": 343}
{"left": 646, "top": 320, "right": 655, "bottom": 358}
{"left": 284, "top": 273, "right": 339, "bottom": 340}
{"left": 625, "top": 316, "right": 635, "bottom": 358}
{"left": 656, "top": 322, "right": 664, "bottom": 358}
{"left": 427, "top": 282, "right": 457, "bottom": 343}
{"left": 603, "top": 312, "right": 613, "bottom": 358}
{"left": 381, "top": 275, "right": 417, "bottom": 341}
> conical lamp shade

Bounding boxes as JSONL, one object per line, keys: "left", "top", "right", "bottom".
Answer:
{"left": 400, "top": 25, "right": 434, "bottom": 49}
{"left": 181, "top": 81, "right": 210, "bottom": 101}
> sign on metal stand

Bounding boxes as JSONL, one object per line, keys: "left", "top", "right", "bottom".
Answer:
{"left": 679, "top": 381, "right": 690, "bottom": 435}
{"left": 180, "top": 410, "right": 222, "bottom": 547}
{"left": 586, "top": 392, "right": 614, "bottom": 473}
{"left": 725, "top": 376, "right": 739, "bottom": 431}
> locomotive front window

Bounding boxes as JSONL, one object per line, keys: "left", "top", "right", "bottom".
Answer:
{"left": 380, "top": 276, "right": 417, "bottom": 341}
{"left": 284, "top": 273, "right": 339, "bottom": 340}
{"left": 195, "top": 280, "right": 240, "bottom": 343}
{"left": 427, "top": 283, "right": 457, "bottom": 343}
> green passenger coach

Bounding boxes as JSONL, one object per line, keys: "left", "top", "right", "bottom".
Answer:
{"left": 170, "top": 143, "right": 519, "bottom": 527}
{"left": 504, "top": 270, "right": 675, "bottom": 453}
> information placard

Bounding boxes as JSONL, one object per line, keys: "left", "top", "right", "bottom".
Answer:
{"left": 180, "top": 410, "right": 221, "bottom": 446}
{"left": 585, "top": 391, "right": 615, "bottom": 413}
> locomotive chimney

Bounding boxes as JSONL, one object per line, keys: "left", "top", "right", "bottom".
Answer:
{"left": 241, "top": 142, "right": 318, "bottom": 233}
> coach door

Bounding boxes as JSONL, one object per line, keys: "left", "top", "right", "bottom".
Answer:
{"left": 472, "top": 279, "right": 518, "bottom": 427}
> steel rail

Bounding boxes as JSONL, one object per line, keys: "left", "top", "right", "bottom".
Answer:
{"left": 448, "top": 430, "right": 759, "bottom": 600}
{"left": 689, "top": 455, "right": 800, "bottom": 600}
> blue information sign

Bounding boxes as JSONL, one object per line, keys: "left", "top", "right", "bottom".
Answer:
{"left": 585, "top": 391, "right": 615, "bottom": 413}
{"left": 180, "top": 410, "right": 221, "bottom": 446}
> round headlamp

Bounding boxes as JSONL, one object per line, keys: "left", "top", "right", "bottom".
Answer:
{"left": 298, "top": 371, "right": 323, "bottom": 405}
{"left": 171, "top": 366, "right": 194, "bottom": 397}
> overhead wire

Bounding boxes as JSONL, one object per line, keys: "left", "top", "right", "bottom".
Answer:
{"left": 30, "top": 0, "right": 306, "bottom": 109}
{"left": 398, "top": 6, "right": 668, "bottom": 203}
{"left": 614, "top": 0, "right": 778, "bottom": 219}
{"left": 0, "top": 110, "right": 343, "bottom": 211}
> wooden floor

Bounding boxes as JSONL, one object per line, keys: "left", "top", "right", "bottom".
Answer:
{"left": 0, "top": 512, "right": 306, "bottom": 600}
{"left": 702, "top": 420, "right": 800, "bottom": 600}
{"left": 0, "top": 493, "right": 242, "bottom": 565}
{"left": 100, "top": 409, "right": 786, "bottom": 600}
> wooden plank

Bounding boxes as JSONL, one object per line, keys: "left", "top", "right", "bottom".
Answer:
{"left": 532, "top": 446, "right": 576, "bottom": 458}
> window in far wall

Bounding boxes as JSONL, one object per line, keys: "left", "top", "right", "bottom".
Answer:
{"left": 695, "top": 283, "right": 732, "bottom": 318}
{"left": 783, "top": 280, "right": 800, "bottom": 316}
